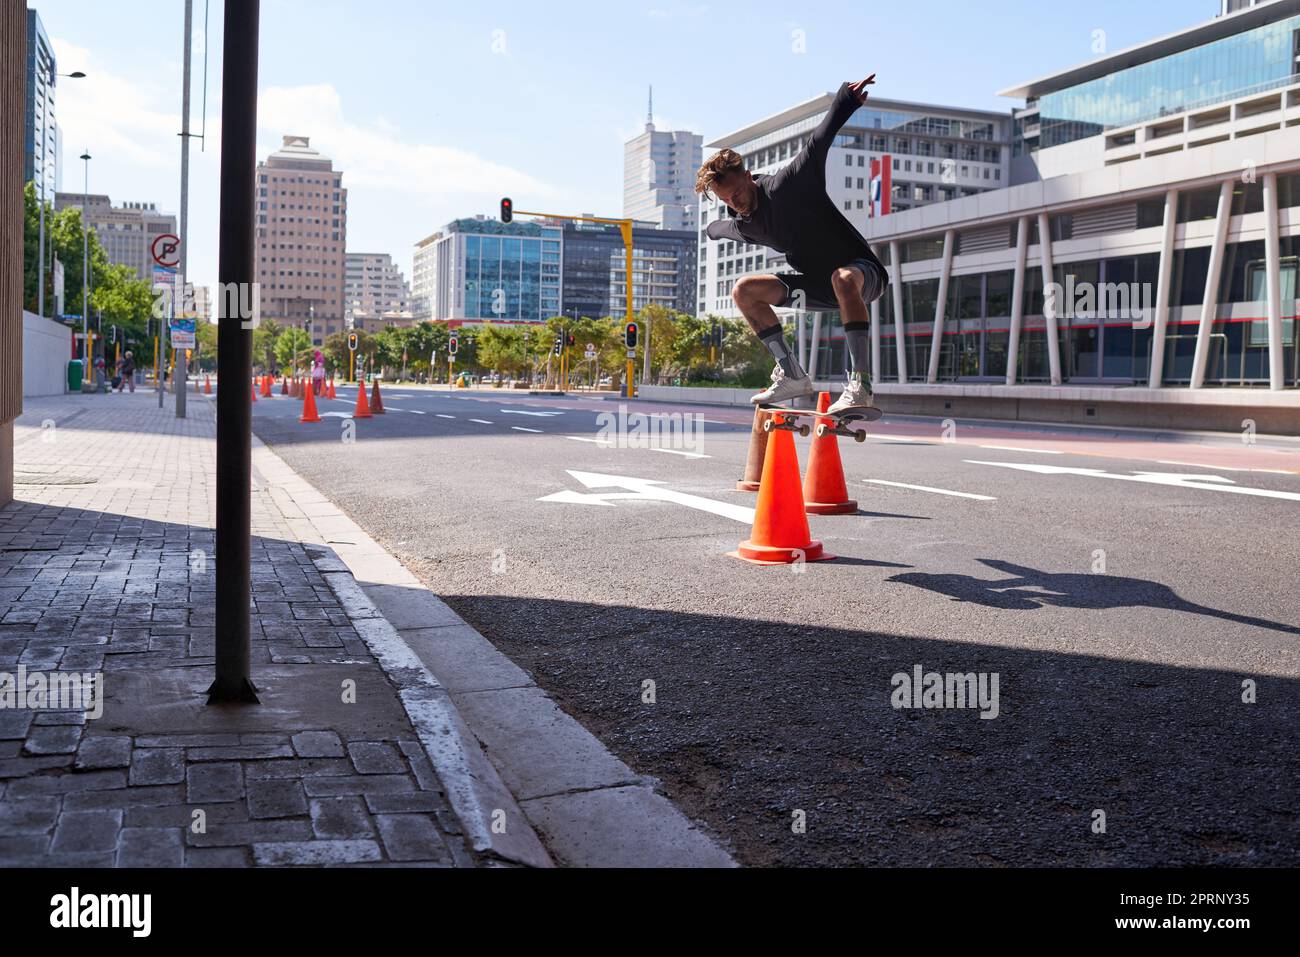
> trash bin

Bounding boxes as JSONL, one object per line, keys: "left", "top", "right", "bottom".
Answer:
{"left": 67, "top": 360, "right": 84, "bottom": 392}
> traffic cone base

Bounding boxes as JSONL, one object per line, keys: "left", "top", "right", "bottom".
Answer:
{"left": 802, "top": 392, "right": 858, "bottom": 515}
{"left": 729, "top": 540, "right": 832, "bottom": 565}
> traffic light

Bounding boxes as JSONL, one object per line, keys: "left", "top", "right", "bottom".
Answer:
{"left": 624, "top": 321, "right": 638, "bottom": 349}
{"left": 500, "top": 197, "right": 513, "bottom": 223}
{"left": 712, "top": 324, "right": 723, "bottom": 348}
{"left": 347, "top": 332, "right": 358, "bottom": 352}
{"left": 566, "top": 333, "right": 575, "bottom": 348}
{"left": 449, "top": 335, "right": 459, "bottom": 357}
{"left": 553, "top": 335, "right": 563, "bottom": 357}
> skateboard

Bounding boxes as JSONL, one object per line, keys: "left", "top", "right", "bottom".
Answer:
{"left": 759, "top": 403, "right": 883, "bottom": 443}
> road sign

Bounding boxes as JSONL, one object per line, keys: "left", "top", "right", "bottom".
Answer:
{"left": 584, "top": 344, "right": 596, "bottom": 359}
{"left": 151, "top": 234, "right": 181, "bottom": 268}
{"left": 169, "top": 316, "right": 196, "bottom": 350}
{"left": 627, "top": 349, "right": 636, "bottom": 359}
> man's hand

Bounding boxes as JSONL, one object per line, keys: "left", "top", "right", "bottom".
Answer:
{"left": 848, "top": 74, "right": 876, "bottom": 105}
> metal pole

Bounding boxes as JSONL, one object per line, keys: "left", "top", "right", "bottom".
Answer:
{"left": 209, "top": 0, "right": 260, "bottom": 705}
{"left": 81, "top": 152, "right": 90, "bottom": 384}
{"left": 176, "top": 0, "right": 193, "bottom": 418}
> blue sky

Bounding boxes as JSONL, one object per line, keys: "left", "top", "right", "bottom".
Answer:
{"left": 38, "top": 0, "right": 1220, "bottom": 290}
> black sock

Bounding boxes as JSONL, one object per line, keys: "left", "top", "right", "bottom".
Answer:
{"left": 843, "top": 321, "right": 872, "bottom": 385}
{"left": 759, "top": 325, "right": 805, "bottom": 378}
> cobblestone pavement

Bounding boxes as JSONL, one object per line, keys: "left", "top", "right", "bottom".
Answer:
{"left": 0, "top": 392, "right": 476, "bottom": 867}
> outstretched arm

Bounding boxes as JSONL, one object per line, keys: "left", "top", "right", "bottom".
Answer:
{"left": 780, "top": 74, "right": 876, "bottom": 185}
{"left": 705, "top": 217, "right": 744, "bottom": 244}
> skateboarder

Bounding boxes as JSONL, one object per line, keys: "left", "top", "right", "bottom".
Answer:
{"left": 694, "top": 74, "right": 888, "bottom": 414}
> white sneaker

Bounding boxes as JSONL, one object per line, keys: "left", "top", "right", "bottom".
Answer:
{"left": 827, "top": 374, "right": 875, "bottom": 415}
{"left": 751, "top": 364, "right": 815, "bottom": 407}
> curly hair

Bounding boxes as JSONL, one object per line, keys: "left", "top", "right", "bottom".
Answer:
{"left": 694, "top": 149, "right": 746, "bottom": 198}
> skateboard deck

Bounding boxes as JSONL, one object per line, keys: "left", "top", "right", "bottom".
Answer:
{"left": 759, "top": 403, "right": 883, "bottom": 443}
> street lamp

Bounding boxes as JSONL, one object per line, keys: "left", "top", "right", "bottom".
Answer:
{"left": 79, "top": 150, "right": 92, "bottom": 381}
{"left": 37, "top": 70, "right": 85, "bottom": 320}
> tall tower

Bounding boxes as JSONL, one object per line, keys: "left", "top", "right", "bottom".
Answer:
{"left": 622, "top": 91, "right": 703, "bottom": 232}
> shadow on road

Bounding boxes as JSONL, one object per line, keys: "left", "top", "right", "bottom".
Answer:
{"left": 443, "top": 594, "right": 1297, "bottom": 868}
{"left": 890, "top": 558, "right": 1300, "bottom": 636}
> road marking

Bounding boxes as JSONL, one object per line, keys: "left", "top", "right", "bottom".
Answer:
{"left": 320, "top": 412, "right": 352, "bottom": 419}
{"left": 864, "top": 479, "right": 996, "bottom": 501}
{"left": 566, "top": 436, "right": 615, "bottom": 446}
{"left": 511, "top": 426, "right": 543, "bottom": 433}
{"left": 540, "top": 470, "right": 755, "bottom": 523}
{"left": 966, "top": 460, "right": 1300, "bottom": 503}
{"left": 499, "top": 410, "right": 564, "bottom": 418}
{"left": 436, "top": 414, "right": 455, "bottom": 419}
{"left": 978, "top": 445, "right": 1063, "bottom": 454}
{"left": 1154, "top": 460, "right": 1294, "bottom": 474}
{"left": 649, "top": 447, "right": 710, "bottom": 459}
{"left": 469, "top": 419, "right": 494, "bottom": 425}
{"left": 406, "top": 410, "right": 426, "bottom": 415}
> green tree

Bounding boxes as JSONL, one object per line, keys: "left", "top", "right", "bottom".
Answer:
{"left": 254, "top": 318, "right": 283, "bottom": 373}
{"left": 274, "top": 327, "right": 312, "bottom": 374}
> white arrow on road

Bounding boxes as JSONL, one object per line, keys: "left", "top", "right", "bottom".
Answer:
{"left": 966, "top": 460, "right": 1300, "bottom": 503}
{"left": 499, "top": 409, "right": 565, "bottom": 417}
{"left": 539, "top": 470, "right": 755, "bottom": 524}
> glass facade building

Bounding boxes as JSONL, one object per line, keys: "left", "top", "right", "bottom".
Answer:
{"left": 1033, "top": 14, "right": 1300, "bottom": 149}
{"left": 561, "top": 223, "right": 696, "bottom": 320}
{"left": 446, "top": 219, "right": 561, "bottom": 322}
{"left": 24, "top": 9, "right": 57, "bottom": 195}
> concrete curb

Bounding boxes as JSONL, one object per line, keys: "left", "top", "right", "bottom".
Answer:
{"left": 250, "top": 434, "right": 737, "bottom": 868}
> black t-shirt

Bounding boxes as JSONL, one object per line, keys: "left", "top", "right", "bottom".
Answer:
{"left": 705, "top": 82, "right": 884, "bottom": 281}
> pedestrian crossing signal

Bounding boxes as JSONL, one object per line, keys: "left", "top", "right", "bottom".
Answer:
{"left": 625, "top": 322, "right": 638, "bottom": 349}
{"left": 500, "top": 198, "right": 513, "bottom": 223}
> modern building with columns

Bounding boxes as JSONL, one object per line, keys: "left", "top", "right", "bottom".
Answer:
{"left": 850, "top": 0, "right": 1300, "bottom": 431}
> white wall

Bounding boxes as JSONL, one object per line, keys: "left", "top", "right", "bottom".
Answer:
{"left": 22, "top": 311, "right": 72, "bottom": 397}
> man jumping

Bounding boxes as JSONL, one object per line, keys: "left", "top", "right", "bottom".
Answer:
{"left": 694, "top": 74, "right": 888, "bottom": 414}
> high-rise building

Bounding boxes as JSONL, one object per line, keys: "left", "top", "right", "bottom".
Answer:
{"left": 53, "top": 193, "right": 177, "bottom": 283}
{"left": 24, "top": 9, "right": 58, "bottom": 195}
{"left": 859, "top": 0, "right": 1300, "bottom": 404}
{"left": 411, "top": 232, "right": 439, "bottom": 321}
{"left": 560, "top": 220, "right": 696, "bottom": 319}
{"left": 421, "top": 217, "right": 562, "bottom": 324}
{"left": 254, "top": 136, "right": 348, "bottom": 346}
{"left": 698, "top": 92, "right": 1011, "bottom": 320}
{"left": 344, "top": 252, "right": 411, "bottom": 327}
{"left": 623, "top": 88, "right": 703, "bottom": 231}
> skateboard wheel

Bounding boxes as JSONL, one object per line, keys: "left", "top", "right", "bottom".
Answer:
{"left": 798, "top": 425, "right": 810, "bottom": 438}
{"left": 814, "top": 424, "right": 829, "bottom": 439}
{"left": 854, "top": 431, "right": 867, "bottom": 443}
{"left": 762, "top": 420, "right": 775, "bottom": 433}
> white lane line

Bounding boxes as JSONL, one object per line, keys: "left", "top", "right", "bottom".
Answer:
{"left": 978, "top": 445, "right": 1063, "bottom": 455}
{"left": 1153, "top": 460, "right": 1286, "bottom": 473}
{"left": 967, "top": 459, "right": 1300, "bottom": 503}
{"left": 407, "top": 410, "right": 426, "bottom": 415}
{"left": 435, "top": 414, "right": 455, "bottom": 419}
{"left": 469, "top": 419, "right": 494, "bottom": 425}
{"left": 649, "top": 447, "right": 710, "bottom": 459}
{"left": 566, "top": 436, "right": 615, "bottom": 446}
{"left": 702, "top": 419, "right": 731, "bottom": 425}
{"left": 864, "top": 479, "right": 997, "bottom": 501}
{"left": 869, "top": 435, "right": 936, "bottom": 444}
{"left": 511, "top": 426, "right": 543, "bottom": 434}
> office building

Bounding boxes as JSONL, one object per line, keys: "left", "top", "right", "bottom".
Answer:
{"left": 624, "top": 89, "right": 703, "bottom": 231}
{"left": 420, "top": 216, "right": 561, "bottom": 324}
{"left": 24, "top": 9, "right": 57, "bottom": 195}
{"left": 561, "top": 220, "right": 696, "bottom": 319}
{"left": 53, "top": 193, "right": 177, "bottom": 283}
{"left": 254, "top": 136, "right": 348, "bottom": 346}
{"left": 344, "top": 252, "right": 411, "bottom": 325}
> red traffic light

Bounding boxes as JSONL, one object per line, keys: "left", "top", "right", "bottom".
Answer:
{"left": 449, "top": 335, "right": 459, "bottom": 356}
{"left": 500, "top": 198, "right": 513, "bottom": 223}
{"left": 624, "top": 322, "right": 639, "bottom": 349}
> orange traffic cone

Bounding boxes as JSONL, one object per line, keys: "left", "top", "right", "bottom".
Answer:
{"left": 292, "top": 377, "right": 301, "bottom": 398}
{"left": 301, "top": 376, "right": 321, "bottom": 423}
{"left": 737, "top": 406, "right": 770, "bottom": 492}
{"left": 261, "top": 374, "right": 272, "bottom": 398}
{"left": 803, "top": 392, "right": 858, "bottom": 515}
{"left": 194, "top": 376, "right": 201, "bottom": 394}
{"left": 327, "top": 376, "right": 336, "bottom": 400}
{"left": 281, "top": 376, "right": 289, "bottom": 396}
{"left": 730, "top": 415, "right": 832, "bottom": 565}
{"left": 204, "top": 375, "right": 212, "bottom": 395}
{"left": 353, "top": 377, "right": 373, "bottom": 418}
{"left": 370, "top": 380, "right": 385, "bottom": 414}
{"left": 251, "top": 380, "right": 258, "bottom": 403}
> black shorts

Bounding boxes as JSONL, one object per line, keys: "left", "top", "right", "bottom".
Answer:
{"left": 775, "top": 258, "right": 889, "bottom": 313}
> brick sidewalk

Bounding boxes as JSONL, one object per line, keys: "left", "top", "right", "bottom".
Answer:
{"left": 0, "top": 391, "right": 478, "bottom": 867}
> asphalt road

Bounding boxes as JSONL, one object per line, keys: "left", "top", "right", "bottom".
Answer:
{"left": 252, "top": 382, "right": 1299, "bottom": 866}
